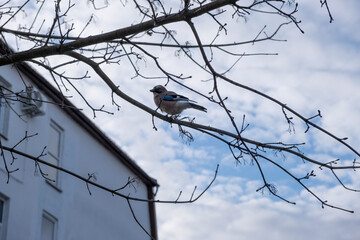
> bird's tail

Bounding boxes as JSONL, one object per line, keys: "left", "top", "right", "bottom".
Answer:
{"left": 190, "top": 103, "right": 207, "bottom": 112}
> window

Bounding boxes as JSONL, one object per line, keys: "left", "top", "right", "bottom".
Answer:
{"left": 0, "top": 196, "right": 8, "bottom": 240}
{"left": 46, "top": 122, "right": 63, "bottom": 184}
{"left": 40, "top": 212, "right": 57, "bottom": 240}
{"left": 0, "top": 76, "right": 11, "bottom": 139}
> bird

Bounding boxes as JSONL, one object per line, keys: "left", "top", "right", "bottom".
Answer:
{"left": 150, "top": 85, "right": 207, "bottom": 115}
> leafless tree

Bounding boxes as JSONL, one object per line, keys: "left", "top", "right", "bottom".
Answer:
{"left": 0, "top": 1, "right": 358, "bottom": 233}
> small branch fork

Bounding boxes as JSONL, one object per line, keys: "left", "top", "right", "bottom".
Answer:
{"left": 0, "top": 138, "right": 19, "bottom": 184}
{"left": 320, "top": 0, "right": 334, "bottom": 23}
{"left": 0, "top": 84, "right": 81, "bottom": 122}
{"left": 0, "top": 131, "right": 39, "bottom": 183}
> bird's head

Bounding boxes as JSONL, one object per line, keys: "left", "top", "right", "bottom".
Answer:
{"left": 150, "top": 85, "right": 167, "bottom": 94}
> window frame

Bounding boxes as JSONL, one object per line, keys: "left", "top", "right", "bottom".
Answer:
{"left": 46, "top": 121, "right": 64, "bottom": 189}
{"left": 0, "top": 76, "right": 11, "bottom": 140}
{"left": 0, "top": 194, "right": 9, "bottom": 240}
{"left": 40, "top": 211, "right": 58, "bottom": 240}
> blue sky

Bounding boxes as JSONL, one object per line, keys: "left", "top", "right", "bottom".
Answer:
{"left": 2, "top": 0, "right": 360, "bottom": 239}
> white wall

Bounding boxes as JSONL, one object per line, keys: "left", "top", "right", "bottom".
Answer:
{"left": 0, "top": 64, "right": 154, "bottom": 240}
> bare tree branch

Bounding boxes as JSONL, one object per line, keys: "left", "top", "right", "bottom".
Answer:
{"left": 0, "top": 0, "right": 358, "bottom": 221}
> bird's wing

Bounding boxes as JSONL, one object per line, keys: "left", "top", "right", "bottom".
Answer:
{"left": 161, "top": 91, "right": 190, "bottom": 102}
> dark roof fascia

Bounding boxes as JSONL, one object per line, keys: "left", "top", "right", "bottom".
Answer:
{"left": 0, "top": 41, "right": 158, "bottom": 187}
{"left": 147, "top": 185, "right": 158, "bottom": 239}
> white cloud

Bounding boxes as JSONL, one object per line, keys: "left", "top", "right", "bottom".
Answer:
{"left": 158, "top": 178, "right": 360, "bottom": 240}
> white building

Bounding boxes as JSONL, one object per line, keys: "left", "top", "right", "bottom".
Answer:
{"left": 0, "top": 41, "right": 158, "bottom": 240}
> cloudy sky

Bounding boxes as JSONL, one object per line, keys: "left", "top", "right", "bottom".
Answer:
{"left": 3, "top": 0, "right": 360, "bottom": 239}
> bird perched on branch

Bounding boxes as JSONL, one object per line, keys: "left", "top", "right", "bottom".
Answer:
{"left": 150, "top": 85, "right": 207, "bottom": 115}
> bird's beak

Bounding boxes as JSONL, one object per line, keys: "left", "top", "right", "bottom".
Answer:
{"left": 150, "top": 88, "right": 155, "bottom": 92}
